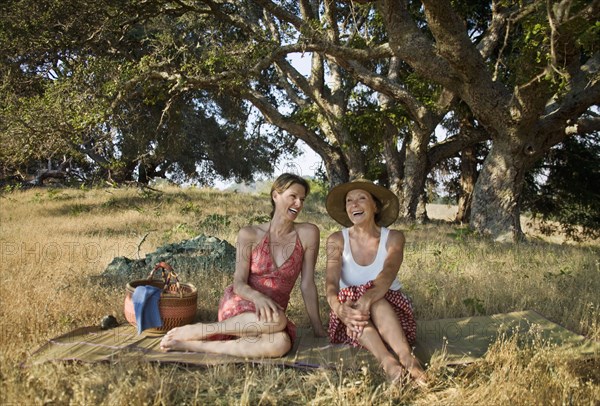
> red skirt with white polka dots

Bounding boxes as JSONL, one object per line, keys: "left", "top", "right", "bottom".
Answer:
{"left": 328, "top": 281, "right": 417, "bottom": 348}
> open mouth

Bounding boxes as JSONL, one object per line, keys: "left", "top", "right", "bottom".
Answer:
{"left": 289, "top": 208, "right": 299, "bottom": 215}
{"left": 352, "top": 210, "right": 364, "bottom": 217}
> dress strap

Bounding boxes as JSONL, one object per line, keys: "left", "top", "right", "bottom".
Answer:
{"left": 250, "top": 223, "right": 271, "bottom": 256}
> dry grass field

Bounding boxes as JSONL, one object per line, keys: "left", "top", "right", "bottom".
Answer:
{"left": 0, "top": 185, "right": 598, "bottom": 405}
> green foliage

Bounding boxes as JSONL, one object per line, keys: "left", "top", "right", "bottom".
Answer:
{"left": 0, "top": 0, "right": 288, "bottom": 186}
{"left": 463, "top": 297, "right": 485, "bottom": 315}
{"left": 45, "top": 188, "right": 69, "bottom": 201}
{"left": 1, "top": 0, "right": 598, "bottom": 239}
{"left": 200, "top": 213, "right": 232, "bottom": 230}
{"left": 247, "top": 214, "right": 271, "bottom": 224}
{"left": 493, "top": 0, "right": 597, "bottom": 96}
{"left": 291, "top": 104, "right": 320, "bottom": 131}
{"left": 450, "top": 227, "right": 476, "bottom": 242}
{"left": 306, "top": 178, "right": 328, "bottom": 202}
{"left": 578, "top": 21, "right": 600, "bottom": 51}
{"left": 496, "top": 11, "right": 550, "bottom": 86}
{"left": 179, "top": 202, "right": 203, "bottom": 216}
{"left": 523, "top": 134, "right": 600, "bottom": 241}
{"left": 1, "top": 183, "right": 23, "bottom": 194}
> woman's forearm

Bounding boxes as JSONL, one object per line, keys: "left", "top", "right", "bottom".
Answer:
{"left": 301, "top": 282, "right": 324, "bottom": 330}
{"left": 325, "top": 283, "right": 341, "bottom": 315}
{"left": 362, "top": 280, "right": 389, "bottom": 303}
{"left": 233, "top": 280, "right": 262, "bottom": 302}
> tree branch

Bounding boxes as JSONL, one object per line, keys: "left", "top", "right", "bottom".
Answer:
{"left": 565, "top": 116, "right": 600, "bottom": 136}
{"left": 333, "top": 57, "right": 433, "bottom": 126}
{"left": 243, "top": 89, "right": 335, "bottom": 159}
{"left": 428, "top": 124, "right": 490, "bottom": 169}
{"left": 541, "top": 52, "right": 600, "bottom": 126}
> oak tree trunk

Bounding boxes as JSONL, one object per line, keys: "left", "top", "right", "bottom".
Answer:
{"left": 321, "top": 153, "right": 349, "bottom": 188}
{"left": 382, "top": 119, "right": 404, "bottom": 196}
{"left": 455, "top": 146, "right": 477, "bottom": 223}
{"left": 401, "top": 128, "right": 429, "bottom": 220}
{"left": 470, "top": 138, "right": 527, "bottom": 241}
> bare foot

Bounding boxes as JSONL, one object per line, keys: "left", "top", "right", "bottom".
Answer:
{"left": 405, "top": 364, "right": 428, "bottom": 388}
{"left": 160, "top": 334, "right": 205, "bottom": 352}
{"left": 160, "top": 335, "right": 184, "bottom": 351}
{"left": 411, "top": 372, "right": 429, "bottom": 389}
{"left": 382, "top": 358, "right": 407, "bottom": 383}
{"left": 400, "top": 355, "right": 426, "bottom": 380}
{"left": 397, "top": 355, "right": 428, "bottom": 388}
{"left": 163, "top": 322, "right": 214, "bottom": 342}
{"left": 407, "top": 365, "right": 427, "bottom": 384}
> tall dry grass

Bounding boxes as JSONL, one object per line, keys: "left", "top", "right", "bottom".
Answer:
{"left": 0, "top": 185, "right": 598, "bottom": 405}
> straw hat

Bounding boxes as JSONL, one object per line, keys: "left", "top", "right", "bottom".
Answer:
{"left": 326, "top": 179, "right": 400, "bottom": 227}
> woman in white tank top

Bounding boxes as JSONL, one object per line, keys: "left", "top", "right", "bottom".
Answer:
{"left": 325, "top": 179, "right": 427, "bottom": 386}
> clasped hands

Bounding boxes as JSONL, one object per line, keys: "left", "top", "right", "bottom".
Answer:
{"left": 336, "top": 299, "right": 371, "bottom": 341}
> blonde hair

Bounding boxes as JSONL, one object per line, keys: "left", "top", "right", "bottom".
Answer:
{"left": 270, "top": 173, "right": 310, "bottom": 218}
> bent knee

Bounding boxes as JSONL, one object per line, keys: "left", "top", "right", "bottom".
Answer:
{"left": 267, "top": 309, "right": 288, "bottom": 331}
{"left": 266, "top": 332, "right": 292, "bottom": 357}
{"left": 370, "top": 298, "right": 393, "bottom": 313}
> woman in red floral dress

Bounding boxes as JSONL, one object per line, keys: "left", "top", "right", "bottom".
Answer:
{"left": 324, "top": 179, "right": 426, "bottom": 385}
{"left": 160, "top": 173, "right": 326, "bottom": 357}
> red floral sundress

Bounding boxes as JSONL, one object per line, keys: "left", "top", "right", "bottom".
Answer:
{"left": 214, "top": 227, "right": 304, "bottom": 344}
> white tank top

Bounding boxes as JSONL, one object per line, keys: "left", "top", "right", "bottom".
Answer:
{"left": 340, "top": 227, "right": 402, "bottom": 291}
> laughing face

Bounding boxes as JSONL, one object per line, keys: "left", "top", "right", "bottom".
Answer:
{"left": 345, "top": 188, "right": 378, "bottom": 225}
{"left": 272, "top": 183, "right": 306, "bottom": 220}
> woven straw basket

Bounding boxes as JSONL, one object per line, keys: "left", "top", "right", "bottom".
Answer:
{"left": 123, "top": 262, "right": 198, "bottom": 334}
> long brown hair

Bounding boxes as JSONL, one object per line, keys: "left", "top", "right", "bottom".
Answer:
{"left": 270, "top": 173, "right": 310, "bottom": 218}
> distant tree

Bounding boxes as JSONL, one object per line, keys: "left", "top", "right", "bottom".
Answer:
{"left": 329, "top": 0, "right": 599, "bottom": 237}
{"left": 0, "top": 0, "right": 289, "bottom": 185}
{"left": 432, "top": 108, "right": 489, "bottom": 224}
{"left": 523, "top": 132, "right": 600, "bottom": 241}
{"left": 2, "top": 0, "right": 598, "bottom": 244}
{"left": 372, "top": 0, "right": 600, "bottom": 240}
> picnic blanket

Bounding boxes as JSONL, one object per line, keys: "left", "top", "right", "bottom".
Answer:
{"left": 26, "top": 310, "right": 599, "bottom": 369}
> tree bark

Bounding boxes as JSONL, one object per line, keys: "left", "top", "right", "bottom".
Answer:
{"left": 455, "top": 145, "right": 477, "bottom": 224}
{"left": 401, "top": 127, "right": 430, "bottom": 220}
{"left": 31, "top": 169, "right": 66, "bottom": 186}
{"left": 470, "top": 138, "right": 527, "bottom": 241}
{"left": 379, "top": 56, "right": 405, "bottom": 198}
{"left": 416, "top": 189, "right": 429, "bottom": 224}
{"left": 381, "top": 123, "right": 403, "bottom": 196}
{"left": 322, "top": 152, "right": 349, "bottom": 187}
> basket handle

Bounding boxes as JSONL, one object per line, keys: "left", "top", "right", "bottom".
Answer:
{"left": 149, "top": 261, "right": 184, "bottom": 298}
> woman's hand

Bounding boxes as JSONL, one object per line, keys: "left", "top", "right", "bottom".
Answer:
{"left": 253, "top": 294, "right": 283, "bottom": 323}
{"left": 346, "top": 324, "right": 362, "bottom": 342}
{"left": 336, "top": 300, "right": 370, "bottom": 338}
{"left": 353, "top": 292, "right": 374, "bottom": 314}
